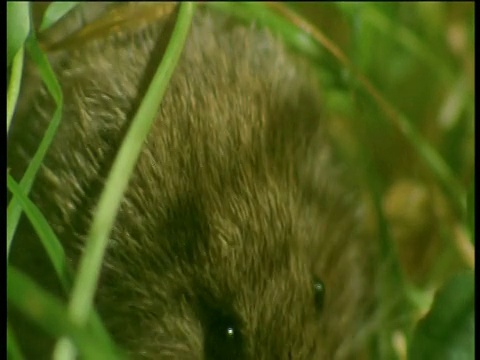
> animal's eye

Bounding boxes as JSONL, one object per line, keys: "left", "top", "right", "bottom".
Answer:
{"left": 225, "top": 326, "right": 236, "bottom": 339}
{"left": 197, "top": 292, "right": 244, "bottom": 360}
{"left": 313, "top": 276, "right": 325, "bottom": 313}
{"left": 204, "top": 315, "right": 243, "bottom": 360}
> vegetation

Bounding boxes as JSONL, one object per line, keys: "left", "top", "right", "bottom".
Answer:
{"left": 7, "top": 2, "right": 474, "bottom": 359}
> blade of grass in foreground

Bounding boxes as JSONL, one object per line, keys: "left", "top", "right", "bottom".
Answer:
{"left": 7, "top": 174, "right": 119, "bottom": 355}
{"left": 408, "top": 271, "right": 474, "bottom": 359}
{"left": 39, "top": 2, "right": 80, "bottom": 31}
{"left": 7, "top": 1, "right": 30, "bottom": 67}
{"left": 7, "top": 267, "right": 126, "bottom": 360}
{"left": 7, "top": 174, "right": 71, "bottom": 290}
{"left": 66, "top": 0, "right": 194, "bottom": 337}
{"left": 7, "top": 47, "right": 25, "bottom": 133}
{"left": 7, "top": 322, "right": 25, "bottom": 360}
{"left": 7, "top": 36, "right": 64, "bottom": 258}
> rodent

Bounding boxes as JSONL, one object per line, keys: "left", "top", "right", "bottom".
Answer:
{"left": 8, "top": 4, "right": 376, "bottom": 359}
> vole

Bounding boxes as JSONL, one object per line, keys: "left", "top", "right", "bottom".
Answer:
{"left": 8, "top": 4, "right": 376, "bottom": 359}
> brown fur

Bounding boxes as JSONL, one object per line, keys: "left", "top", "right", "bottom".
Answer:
{"left": 8, "top": 5, "right": 376, "bottom": 359}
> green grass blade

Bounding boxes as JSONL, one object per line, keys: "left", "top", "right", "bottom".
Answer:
{"left": 7, "top": 1, "right": 31, "bottom": 67}
{"left": 7, "top": 47, "right": 25, "bottom": 133}
{"left": 408, "top": 271, "right": 474, "bottom": 359}
{"left": 66, "top": 0, "right": 195, "bottom": 329}
{"left": 39, "top": 2, "right": 79, "bottom": 31}
{"left": 7, "top": 174, "right": 118, "bottom": 355}
{"left": 7, "top": 174, "right": 71, "bottom": 290}
{"left": 7, "top": 37, "right": 63, "bottom": 257}
{"left": 397, "top": 114, "right": 466, "bottom": 215}
{"left": 359, "top": 5, "right": 453, "bottom": 83}
{"left": 7, "top": 322, "right": 25, "bottom": 360}
{"left": 7, "top": 267, "right": 126, "bottom": 360}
